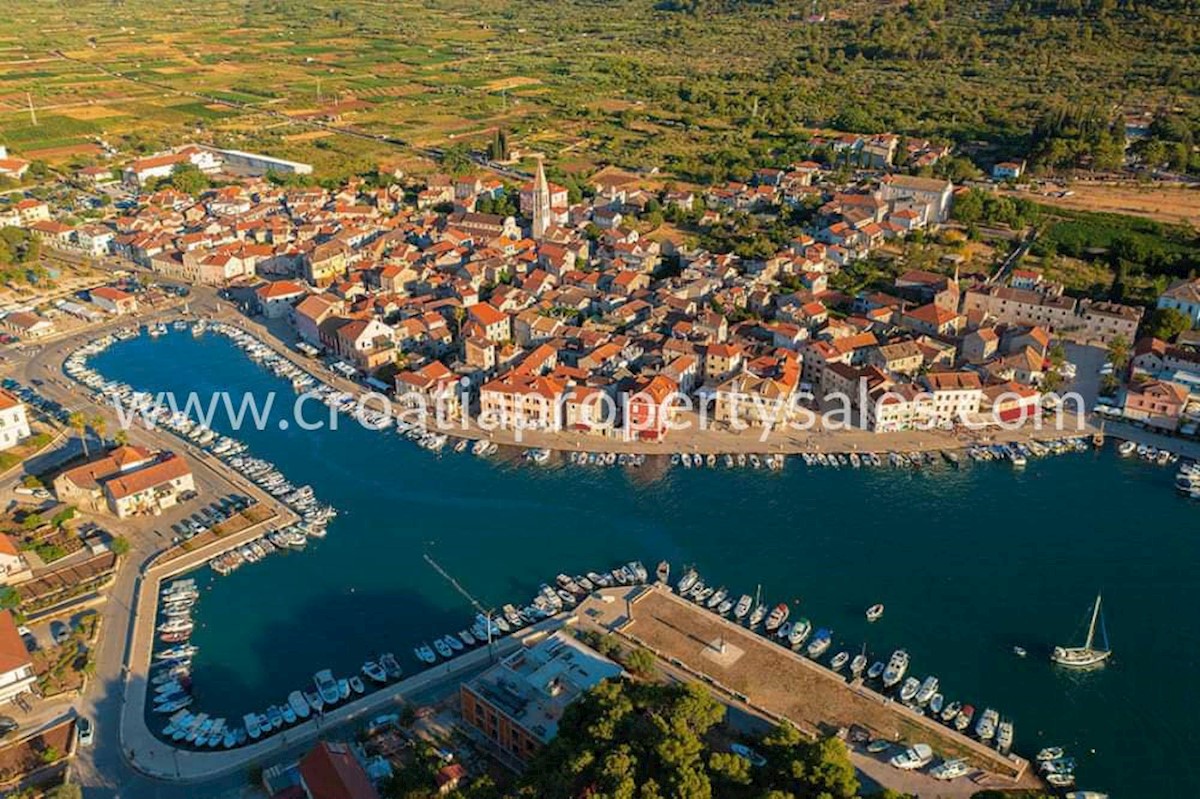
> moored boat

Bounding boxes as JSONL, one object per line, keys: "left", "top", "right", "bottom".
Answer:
{"left": 764, "top": 603, "right": 789, "bottom": 631}
{"left": 882, "top": 649, "right": 908, "bottom": 688}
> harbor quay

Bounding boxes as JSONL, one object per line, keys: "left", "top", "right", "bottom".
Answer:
{"left": 578, "top": 584, "right": 1042, "bottom": 792}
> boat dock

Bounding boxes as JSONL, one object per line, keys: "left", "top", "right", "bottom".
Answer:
{"left": 578, "top": 584, "right": 1039, "bottom": 790}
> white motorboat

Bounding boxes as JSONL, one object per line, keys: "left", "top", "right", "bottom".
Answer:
{"left": 899, "top": 676, "right": 920, "bottom": 702}
{"left": 314, "top": 669, "right": 341, "bottom": 705}
{"left": 288, "top": 690, "right": 311, "bottom": 719}
{"left": 915, "top": 675, "right": 939, "bottom": 705}
{"left": 889, "top": 743, "right": 933, "bottom": 770}
{"left": 882, "top": 649, "right": 908, "bottom": 688}
{"left": 975, "top": 707, "right": 999, "bottom": 741}
{"left": 996, "top": 719, "right": 1014, "bottom": 753}
{"left": 930, "top": 758, "right": 970, "bottom": 780}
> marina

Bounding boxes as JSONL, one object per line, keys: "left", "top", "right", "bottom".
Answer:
{"left": 81, "top": 325, "right": 1200, "bottom": 797}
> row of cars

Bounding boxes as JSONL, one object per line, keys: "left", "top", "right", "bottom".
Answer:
{"left": 168, "top": 493, "right": 254, "bottom": 545}
{"left": 0, "top": 377, "right": 72, "bottom": 426}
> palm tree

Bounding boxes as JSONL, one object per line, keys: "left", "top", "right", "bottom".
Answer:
{"left": 68, "top": 412, "right": 90, "bottom": 458}
{"left": 90, "top": 414, "right": 108, "bottom": 449}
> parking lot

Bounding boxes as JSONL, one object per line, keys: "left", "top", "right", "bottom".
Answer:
{"left": 167, "top": 492, "right": 255, "bottom": 546}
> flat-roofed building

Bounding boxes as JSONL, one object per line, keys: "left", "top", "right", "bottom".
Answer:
{"left": 460, "top": 631, "right": 623, "bottom": 763}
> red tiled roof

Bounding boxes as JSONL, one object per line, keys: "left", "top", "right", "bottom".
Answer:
{"left": 299, "top": 742, "right": 380, "bottom": 799}
{"left": 0, "top": 610, "right": 31, "bottom": 675}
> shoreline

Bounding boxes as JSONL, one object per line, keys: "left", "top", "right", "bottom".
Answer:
{"left": 218, "top": 314, "right": 1111, "bottom": 458}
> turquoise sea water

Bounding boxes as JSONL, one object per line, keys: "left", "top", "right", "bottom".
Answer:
{"left": 92, "top": 330, "right": 1200, "bottom": 797}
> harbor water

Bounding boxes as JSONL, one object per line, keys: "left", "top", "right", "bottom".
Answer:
{"left": 92, "top": 330, "right": 1200, "bottom": 797}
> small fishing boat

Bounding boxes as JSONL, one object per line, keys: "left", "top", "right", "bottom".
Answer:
{"left": 806, "top": 628, "right": 832, "bottom": 659}
{"left": 829, "top": 651, "right": 849, "bottom": 672}
{"left": 940, "top": 700, "right": 961, "bottom": 723}
{"left": 865, "top": 603, "right": 884, "bottom": 622}
{"left": 1013, "top": 645, "right": 1027, "bottom": 657}
{"left": 656, "top": 560, "right": 670, "bottom": 584}
{"left": 953, "top": 704, "right": 974, "bottom": 732}
{"left": 349, "top": 676, "right": 365, "bottom": 695}
{"left": 899, "top": 676, "right": 920, "bottom": 702}
{"left": 1037, "top": 746, "right": 1065, "bottom": 762}
{"left": 380, "top": 652, "right": 403, "bottom": 680}
{"left": 764, "top": 603, "right": 789, "bottom": 631}
{"left": 849, "top": 652, "right": 867, "bottom": 678}
{"left": 362, "top": 661, "right": 388, "bottom": 684}
{"left": 867, "top": 661, "right": 885, "bottom": 680}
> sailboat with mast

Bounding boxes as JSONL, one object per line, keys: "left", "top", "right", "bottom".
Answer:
{"left": 1052, "top": 592, "right": 1111, "bottom": 668}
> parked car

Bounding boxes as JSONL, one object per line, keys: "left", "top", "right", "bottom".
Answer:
{"left": 50, "top": 621, "right": 71, "bottom": 645}
{"left": 77, "top": 717, "right": 94, "bottom": 747}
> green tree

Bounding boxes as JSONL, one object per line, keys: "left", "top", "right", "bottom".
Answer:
{"left": 709, "top": 750, "right": 752, "bottom": 786}
{"left": 168, "top": 163, "right": 210, "bottom": 196}
{"left": 1145, "top": 307, "right": 1191, "bottom": 341}
{"left": 68, "top": 411, "right": 90, "bottom": 458}
{"left": 624, "top": 647, "right": 658, "bottom": 677}
{"left": 440, "top": 144, "right": 474, "bottom": 176}
{"left": 1107, "top": 334, "right": 1131, "bottom": 370}
{"left": 110, "top": 535, "right": 131, "bottom": 556}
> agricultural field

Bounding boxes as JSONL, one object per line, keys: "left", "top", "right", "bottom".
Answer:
{"left": 1009, "top": 182, "right": 1200, "bottom": 227}
{"left": 0, "top": 0, "right": 1197, "bottom": 184}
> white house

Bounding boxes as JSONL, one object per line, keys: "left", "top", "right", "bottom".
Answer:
{"left": 75, "top": 224, "right": 115, "bottom": 257}
{"left": 255, "top": 280, "right": 307, "bottom": 319}
{"left": 0, "top": 610, "right": 36, "bottom": 704}
{"left": 0, "top": 390, "right": 30, "bottom": 451}
{"left": 879, "top": 175, "right": 954, "bottom": 224}
{"left": 992, "top": 161, "right": 1025, "bottom": 180}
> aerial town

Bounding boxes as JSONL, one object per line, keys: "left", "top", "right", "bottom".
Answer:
{"left": 0, "top": 8, "right": 1199, "bottom": 796}
{"left": 3, "top": 137, "right": 1190, "bottom": 449}
{"left": 0, "top": 114, "right": 1195, "bottom": 799}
